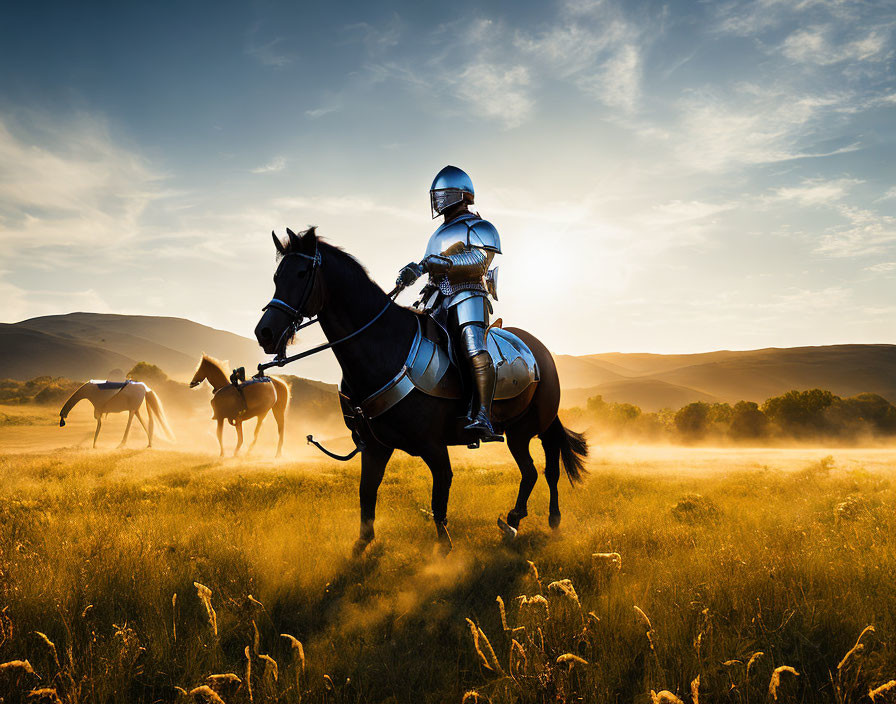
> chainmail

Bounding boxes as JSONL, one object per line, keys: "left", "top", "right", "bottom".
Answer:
{"left": 432, "top": 277, "right": 488, "bottom": 296}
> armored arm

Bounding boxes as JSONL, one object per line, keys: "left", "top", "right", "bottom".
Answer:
{"left": 423, "top": 243, "right": 493, "bottom": 282}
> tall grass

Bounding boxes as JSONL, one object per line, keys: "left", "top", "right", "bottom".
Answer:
{"left": 0, "top": 448, "right": 894, "bottom": 702}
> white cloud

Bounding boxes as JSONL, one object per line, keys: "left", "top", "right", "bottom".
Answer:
{"left": 454, "top": 64, "right": 533, "bottom": 128}
{"left": 250, "top": 156, "right": 286, "bottom": 174}
{"left": 513, "top": 2, "right": 643, "bottom": 113}
{"left": 767, "top": 177, "right": 862, "bottom": 205}
{"left": 305, "top": 106, "right": 338, "bottom": 119}
{"left": 817, "top": 205, "right": 896, "bottom": 257}
{"left": 0, "top": 113, "right": 163, "bottom": 249}
{"left": 865, "top": 261, "right": 896, "bottom": 272}
{"left": 781, "top": 25, "right": 889, "bottom": 64}
{"left": 245, "top": 29, "right": 293, "bottom": 68}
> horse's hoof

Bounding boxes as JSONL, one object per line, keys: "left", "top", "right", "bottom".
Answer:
{"left": 506, "top": 509, "right": 526, "bottom": 530}
{"left": 497, "top": 517, "right": 518, "bottom": 541}
{"left": 352, "top": 538, "right": 372, "bottom": 558}
{"left": 436, "top": 522, "right": 453, "bottom": 556}
{"left": 549, "top": 512, "right": 562, "bottom": 530}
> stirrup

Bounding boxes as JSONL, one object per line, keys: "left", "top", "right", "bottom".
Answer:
{"left": 464, "top": 417, "right": 504, "bottom": 444}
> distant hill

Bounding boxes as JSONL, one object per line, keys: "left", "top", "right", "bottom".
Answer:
{"left": 558, "top": 345, "right": 896, "bottom": 408}
{"left": 5, "top": 313, "right": 894, "bottom": 411}
{"left": 10, "top": 312, "right": 268, "bottom": 381}
{"left": 563, "top": 378, "right": 719, "bottom": 411}
{"left": 0, "top": 324, "right": 137, "bottom": 381}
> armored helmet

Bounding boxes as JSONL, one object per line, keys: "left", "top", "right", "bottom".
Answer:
{"left": 430, "top": 165, "right": 474, "bottom": 218}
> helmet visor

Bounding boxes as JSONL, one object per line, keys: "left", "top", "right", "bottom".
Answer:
{"left": 431, "top": 188, "right": 465, "bottom": 218}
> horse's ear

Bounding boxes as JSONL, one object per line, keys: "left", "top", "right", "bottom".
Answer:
{"left": 301, "top": 226, "right": 318, "bottom": 254}
{"left": 272, "top": 231, "right": 286, "bottom": 255}
{"left": 286, "top": 228, "right": 300, "bottom": 251}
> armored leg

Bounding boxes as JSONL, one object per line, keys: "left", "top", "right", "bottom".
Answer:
{"left": 460, "top": 323, "right": 502, "bottom": 442}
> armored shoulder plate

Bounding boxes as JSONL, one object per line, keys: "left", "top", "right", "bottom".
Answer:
{"left": 424, "top": 213, "right": 502, "bottom": 258}
{"left": 467, "top": 218, "right": 501, "bottom": 253}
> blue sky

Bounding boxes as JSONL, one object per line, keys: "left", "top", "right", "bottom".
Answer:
{"left": 1, "top": 1, "right": 895, "bottom": 381}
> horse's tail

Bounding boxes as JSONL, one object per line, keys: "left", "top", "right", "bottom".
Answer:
{"left": 59, "top": 383, "right": 90, "bottom": 426}
{"left": 541, "top": 417, "right": 588, "bottom": 485}
{"left": 145, "top": 388, "right": 176, "bottom": 442}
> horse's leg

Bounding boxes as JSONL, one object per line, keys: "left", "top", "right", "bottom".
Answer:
{"left": 422, "top": 445, "right": 453, "bottom": 555}
{"left": 354, "top": 442, "right": 393, "bottom": 556}
{"left": 93, "top": 413, "right": 102, "bottom": 449}
{"left": 134, "top": 408, "right": 151, "bottom": 447}
{"left": 543, "top": 435, "right": 562, "bottom": 529}
{"left": 272, "top": 402, "right": 285, "bottom": 458}
{"left": 505, "top": 432, "right": 539, "bottom": 533}
{"left": 216, "top": 419, "right": 225, "bottom": 457}
{"left": 118, "top": 410, "right": 135, "bottom": 448}
{"left": 248, "top": 412, "right": 266, "bottom": 454}
{"left": 234, "top": 421, "right": 244, "bottom": 456}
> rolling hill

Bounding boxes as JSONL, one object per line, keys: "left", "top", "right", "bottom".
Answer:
{"left": 4, "top": 313, "right": 894, "bottom": 411}
{"left": 562, "top": 378, "right": 719, "bottom": 411}
{"left": 10, "top": 313, "right": 268, "bottom": 381}
{"left": 557, "top": 345, "right": 896, "bottom": 409}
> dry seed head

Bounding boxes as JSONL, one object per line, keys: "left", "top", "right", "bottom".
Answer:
{"left": 556, "top": 653, "right": 588, "bottom": 668}
{"left": 769, "top": 665, "right": 800, "bottom": 701}
{"left": 27, "top": 689, "right": 63, "bottom": 704}
{"left": 244, "top": 646, "right": 253, "bottom": 704}
{"left": 651, "top": 691, "right": 684, "bottom": 704}
{"left": 691, "top": 675, "right": 700, "bottom": 704}
{"left": 839, "top": 625, "right": 875, "bottom": 673}
{"left": 510, "top": 639, "right": 527, "bottom": 677}
{"left": 496, "top": 596, "right": 508, "bottom": 631}
{"left": 280, "top": 634, "right": 305, "bottom": 676}
{"left": 527, "top": 560, "right": 541, "bottom": 589}
{"left": 592, "top": 552, "right": 622, "bottom": 570}
{"left": 746, "top": 651, "right": 765, "bottom": 677}
{"left": 870, "top": 680, "right": 896, "bottom": 702}
{"left": 465, "top": 619, "right": 504, "bottom": 674}
{"left": 0, "top": 659, "right": 35, "bottom": 675}
{"left": 461, "top": 691, "right": 483, "bottom": 703}
{"left": 33, "top": 632, "right": 60, "bottom": 669}
{"left": 547, "top": 580, "right": 581, "bottom": 608}
{"left": 246, "top": 594, "right": 265, "bottom": 611}
{"left": 187, "top": 685, "right": 226, "bottom": 704}
{"left": 634, "top": 605, "right": 653, "bottom": 630}
{"left": 207, "top": 674, "right": 241, "bottom": 685}
{"left": 258, "top": 654, "right": 278, "bottom": 682}
{"left": 323, "top": 674, "right": 335, "bottom": 691}
{"left": 519, "top": 594, "right": 549, "bottom": 622}
{"left": 194, "top": 582, "right": 218, "bottom": 638}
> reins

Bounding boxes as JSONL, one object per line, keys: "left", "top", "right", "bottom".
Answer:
{"left": 256, "top": 248, "right": 404, "bottom": 376}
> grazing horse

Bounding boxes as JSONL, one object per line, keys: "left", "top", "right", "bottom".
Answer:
{"left": 59, "top": 380, "right": 174, "bottom": 448}
{"left": 189, "top": 355, "right": 289, "bottom": 457}
{"left": 254, "top": 227, "right": 587, "bottom": 554}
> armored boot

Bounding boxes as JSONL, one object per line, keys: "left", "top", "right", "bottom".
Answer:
{"left": 464, "top": 350, "right": 503, "bottom": 442}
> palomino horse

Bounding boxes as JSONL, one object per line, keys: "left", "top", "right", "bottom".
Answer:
{"left": 189, "top": 355, "right": 289, "bottom": 457}
{"left": 59, "top": 380, "right": 174, "bottom": 448}
{"left": 254, "top": 227, "right": 588, "bottom": 555}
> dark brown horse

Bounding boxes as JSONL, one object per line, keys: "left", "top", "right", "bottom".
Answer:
{"left": 255, "top": 227, "right": 587, "bottom": 554}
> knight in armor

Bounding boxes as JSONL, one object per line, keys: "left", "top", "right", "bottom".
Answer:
{"left": 396, "top": 165, "right": 503, "bottom": 443}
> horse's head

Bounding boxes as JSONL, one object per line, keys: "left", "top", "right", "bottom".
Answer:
{"left": 255, "top": 226, "right": 323, "bottom": 356}
{"left": 190, "top": 355, "right": 226, "bottom": 388}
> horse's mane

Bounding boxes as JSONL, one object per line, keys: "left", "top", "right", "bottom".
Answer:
{"left": 282, "top": 227, "right": 383, "bottom": 296}
{"left": 199, "top": 354, "right": 228, "bottom": 374}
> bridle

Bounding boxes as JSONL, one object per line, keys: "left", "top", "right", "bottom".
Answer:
{"left": 256, "top": 246, "right": 402, "bottom": 375}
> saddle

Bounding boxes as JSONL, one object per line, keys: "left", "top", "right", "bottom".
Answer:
{"left": 91, "top": 380, "right": 131, "bottom": 391}
{"left": 357, "top": 314, "right": 539, "bottom": 419}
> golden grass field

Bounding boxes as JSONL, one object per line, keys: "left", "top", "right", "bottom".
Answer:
{"left": 2, "top": 403, "right": 896, "bottom": 703}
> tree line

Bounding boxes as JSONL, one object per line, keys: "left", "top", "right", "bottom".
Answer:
{"left": 561, "top": 389, "right": 896, "bottom": 443}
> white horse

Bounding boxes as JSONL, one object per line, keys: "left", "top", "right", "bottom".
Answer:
{"left": 59, "top": 380, "right": 175, "bottom": 448}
